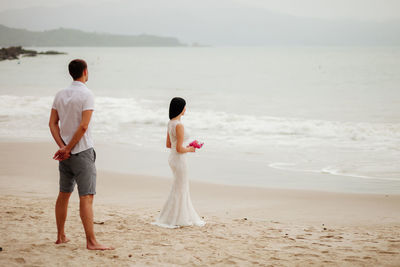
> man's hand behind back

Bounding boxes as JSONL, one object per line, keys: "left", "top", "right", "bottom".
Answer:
{"left": 53, "top": 146, "right": 71, "bottom": 161}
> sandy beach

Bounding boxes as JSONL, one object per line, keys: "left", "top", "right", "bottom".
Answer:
{"left": 1, "top": 142, "right": 400, "bottom": 266}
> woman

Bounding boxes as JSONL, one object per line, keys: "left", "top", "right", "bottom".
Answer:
{"left": 153, "top": 97, "right": 205, "bottom": 228}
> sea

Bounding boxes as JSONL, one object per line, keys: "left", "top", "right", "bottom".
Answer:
{"left": 0, "top": 46, "right": 399, "bottom": 194}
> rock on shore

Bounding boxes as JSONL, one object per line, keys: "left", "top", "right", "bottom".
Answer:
{"left": 0, "top": 46, "right": 66, "bottom": 61}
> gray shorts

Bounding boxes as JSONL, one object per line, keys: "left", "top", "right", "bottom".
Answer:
{"left": 59, "top": 148, "right": 97, "bottom": 196}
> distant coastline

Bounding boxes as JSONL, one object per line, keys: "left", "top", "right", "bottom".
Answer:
{"left": 0, "top": 24, "right": 186, "bottom": 47}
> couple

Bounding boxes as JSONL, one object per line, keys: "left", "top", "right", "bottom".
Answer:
{"left": 49, "top": 59, "right": 205, "bottom": 251}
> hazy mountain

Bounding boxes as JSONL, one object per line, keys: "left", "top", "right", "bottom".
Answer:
{"left": 0, "top": 25, "right": 184, "bottom": 47}
{"left": 0, "top": 3, "right": 399, "bottom": 46}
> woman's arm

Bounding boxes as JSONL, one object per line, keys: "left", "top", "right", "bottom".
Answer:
{"left": 166, "top": 131, "right": 171, "bottom": 148}
{"left": 176, "top": 124, "right": 195, "bottom": 153}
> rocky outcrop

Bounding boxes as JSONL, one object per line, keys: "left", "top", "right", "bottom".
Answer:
{"left": 0, "top": 46, "right": 65, "bottom": 61}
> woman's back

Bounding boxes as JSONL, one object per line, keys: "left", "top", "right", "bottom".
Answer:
{"left": 168, "top": 119, "right": 188, "bottom": 151}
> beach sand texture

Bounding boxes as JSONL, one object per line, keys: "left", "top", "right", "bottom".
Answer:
{"left": 0, "top": 142, "right": 399, "bottom": 266}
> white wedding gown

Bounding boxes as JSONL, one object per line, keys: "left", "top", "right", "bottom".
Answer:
{"left": 152, "top": 119, "right": 205, "bottom": 228}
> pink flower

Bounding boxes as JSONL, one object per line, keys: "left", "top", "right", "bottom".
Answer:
{"left": 189, "top": 140, "right": 204, "bottom": 149}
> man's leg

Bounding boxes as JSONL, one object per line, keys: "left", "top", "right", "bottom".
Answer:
{"left": 55, "top": 191, "right": 72, "bottom": 244}
{"left": 79, "top": 194, "right": 114, "bottom": 250}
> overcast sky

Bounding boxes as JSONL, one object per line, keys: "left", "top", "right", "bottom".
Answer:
{"left": 0, "top": 0, "right": 399, "bottom": 21}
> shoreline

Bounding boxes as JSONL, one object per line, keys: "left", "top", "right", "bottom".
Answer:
{"left": 1, "top": 139, "right": 398, "bottom": 195}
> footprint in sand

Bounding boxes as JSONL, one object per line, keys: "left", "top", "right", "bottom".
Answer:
{"left": 269, "top": 256, "right": 281, "bottom": 261}
{"left": 294, "top": 253, "right": 320, "bottom": 258}
{"left": 14, "top": 258, "right": 26, "bottom": 264}
{"left": 344, "top": 258, "right": 362, "bottom": 263}
{"left": 378, "top": 250, "right": 398, "bottom": 255}
{"left": 151, "top": 242, "right": 170, "bottom": 247}
{"left": 32, "top": 243, "right": 47, "bottom": 248}
{"left": 284, "top": 245, "right": 309, "bottom": 249}
{"left": 362, "top": 245, "right": 378, "bottom": 250}
{"left": 5, "top": 211, "right": 16, "bottom": 215}
{"left": 389, "top": 243, "right": 400, "bottom": 249}
{"left": 254, "top": 243, "right": 266, "bottom": 249}
{"left": 320, "top": 235, "right": 343, "bottom": 240}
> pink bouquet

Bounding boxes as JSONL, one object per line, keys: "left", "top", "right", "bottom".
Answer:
{"left": 189, "top": 140, "right": 204, "bottom": 149}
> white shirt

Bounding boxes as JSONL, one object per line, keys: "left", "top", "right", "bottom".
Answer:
{"left": 52, "top": 81, "right": 95, "bottom": 154}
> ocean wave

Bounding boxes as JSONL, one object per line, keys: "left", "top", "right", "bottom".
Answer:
{"left": 0, "top": 95, "right": 399, "bottom": 150}
{"left": 269, "top": 162, "right": 400, "bottom": 182}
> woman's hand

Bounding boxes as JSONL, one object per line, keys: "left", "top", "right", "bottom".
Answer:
{"left": 186, "top": 146, "right": 196, "bottom": 152}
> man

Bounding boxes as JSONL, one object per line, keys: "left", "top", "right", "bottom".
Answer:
{"left": 49, "top": 59, "right": 113, "bottom": 250}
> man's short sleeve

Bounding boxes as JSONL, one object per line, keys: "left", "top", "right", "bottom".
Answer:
{"left": 52, "top": 94, "right": 59, "bottom": 110}
{"left": 83, "top": 92, "right": 95, "bottom": 111}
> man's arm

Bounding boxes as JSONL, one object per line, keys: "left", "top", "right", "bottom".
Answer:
{"left": 49, "top": 109, "right": 66, "bottom": 148}
{"left": 53, "top": 110, "right": 93, "bottom": 161}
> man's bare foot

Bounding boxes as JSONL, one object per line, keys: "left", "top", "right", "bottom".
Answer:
{"left": 55, "top": 235, "right": 70, "bottom": 244}
{"left": 87, "top": 242, "right": 114, "bottom": 250}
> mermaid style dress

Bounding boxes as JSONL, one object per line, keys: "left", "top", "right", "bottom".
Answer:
{"left": 153, "top": 119, "right": 205, "bottom": 228}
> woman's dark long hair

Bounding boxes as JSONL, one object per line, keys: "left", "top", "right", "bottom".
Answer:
{"left": 169, "top": 97, "right": 186, "bottom": 119}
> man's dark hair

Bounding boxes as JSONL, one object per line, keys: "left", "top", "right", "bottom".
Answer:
{"left": 68, "top": 59, "right": 87, "bottom": 80}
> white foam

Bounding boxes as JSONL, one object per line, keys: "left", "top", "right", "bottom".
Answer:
{"left": 1, "top": 95, "right": 399, "bottom": 148}
{"left": 268, "top": 162, "right": 400, "bottom": 182}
